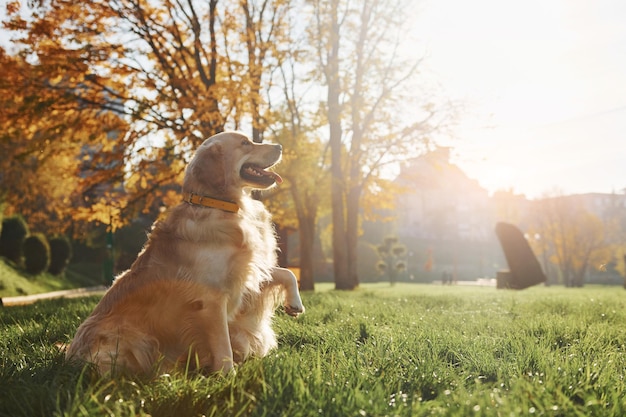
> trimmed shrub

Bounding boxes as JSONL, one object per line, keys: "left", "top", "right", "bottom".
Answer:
{"left": 23, "top": 233, "right": 50, "bottom": 275}
{"left": 0, "top": 215, "right": 30, "bottom": 265}
{"left": 48, "top": 235, "right": 73, "bottom": 275}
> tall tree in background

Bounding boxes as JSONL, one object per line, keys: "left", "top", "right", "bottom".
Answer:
{"left": 2, "top": 0, "right": 293, "bottom": 231}
{"left": 312, "top": 0, "right": 349, "bottom": 287}
{"left": 235, "top": 0, "right": 294, "bottom": 143}
{"left": 267, "top": 94, "right": 329, "bottom": 290}
{"left": 261, "top": 4, "right": 329, "bottom": 290}
{"left": 266, "top": 123, "right": 328, "bottom": 291}
{"left": 310, "top": 0, "right": 442, "bottom": 289}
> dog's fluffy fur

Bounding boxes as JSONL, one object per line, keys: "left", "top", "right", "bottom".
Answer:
{"left": 66, "top": 132, "right": 304, "bottom": 375}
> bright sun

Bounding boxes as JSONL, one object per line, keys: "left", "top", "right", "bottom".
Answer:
{"left": 409, "top": 0, "right": 626, "bottom": 198}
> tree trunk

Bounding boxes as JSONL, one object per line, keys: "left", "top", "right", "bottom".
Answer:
{"left": 564, "top": 264, "right": 574, "bottom": 287}
{"left": 330, "top": 146, "right": 349, "bottom": 289}
{"left": 298, "top": 212, "right": 316, "bottom": 291}
{"left": 573, "top": 261, "right": 587, "bottom": 287}
{"left": 327, "top": 0, "right": 350, "bottom": 289}
{"left": 345, "top": 184, "right": 361, "bottom": 289}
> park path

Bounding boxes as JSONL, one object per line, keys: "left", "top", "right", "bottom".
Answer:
{"left": 1, "top": 285, "right": 107, "bottom": 307}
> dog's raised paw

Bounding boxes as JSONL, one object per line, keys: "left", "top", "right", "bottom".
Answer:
{"left": 284, "top": 304, "right": 305, "bottom": 317}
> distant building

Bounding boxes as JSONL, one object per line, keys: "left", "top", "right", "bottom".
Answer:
{"left": 395, "top": 146, "right": 492, "bottom": 242}
{"left": 554, "top": 192, "right": 626, "bottom": 224}
{"left": 388, "top": 148, "right": 626, "bottom": 284}
{"left": 389, "top": 147, "right": 504, "bottom": 281}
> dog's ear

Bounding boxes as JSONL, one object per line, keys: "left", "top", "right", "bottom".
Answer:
{"left": 190, "top": 142, "right": 226, "bottom": 192}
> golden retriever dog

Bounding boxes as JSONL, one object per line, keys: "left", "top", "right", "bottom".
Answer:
{"left": 66, "top": 131, "right": 304, "bottom": 376}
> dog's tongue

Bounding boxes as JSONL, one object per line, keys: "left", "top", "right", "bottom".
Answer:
{"left": 270, "top": 171, "right": 283, "bottom": 184}
{"left": 261, "top": 169, "right": 283, "bottom": 184}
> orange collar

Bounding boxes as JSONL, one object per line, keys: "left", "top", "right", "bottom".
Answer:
{"left": 183, "top": 192, "right": 239, "bottom": 213}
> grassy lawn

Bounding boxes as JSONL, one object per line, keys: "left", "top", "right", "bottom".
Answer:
{"left": 1, "top": 283, "right": 626, "bottom": 416}
{"left": 0, "top": 257, "right": 108, "bottom": 299}
{"left": 0, "top": 259, "right": 84, "bottom": 298}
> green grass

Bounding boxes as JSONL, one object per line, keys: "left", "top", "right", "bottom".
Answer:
{"left": 0, "top": 259, "right": 82, "bottom": 298}
{"left": 2, "top": 283, "right": 626, "bottom": 416}
{"left": 0, "top": 258, "right": 105, "bottom": 298}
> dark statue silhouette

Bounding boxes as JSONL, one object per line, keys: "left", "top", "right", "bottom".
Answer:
{"left": 495, "top": 222, "right": 546, "bottom": 289}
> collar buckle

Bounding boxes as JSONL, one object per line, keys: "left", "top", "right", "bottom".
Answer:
{"left": 184, "top": 192, "right": 239, "bottom": 213}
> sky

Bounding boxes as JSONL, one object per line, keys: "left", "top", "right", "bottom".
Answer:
{"left": 410, "top": 0, "right": 626, "bottom": 199}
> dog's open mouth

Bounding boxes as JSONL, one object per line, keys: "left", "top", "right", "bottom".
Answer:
{"left": 241, "top": 163, "right": 283, "bottom": 186}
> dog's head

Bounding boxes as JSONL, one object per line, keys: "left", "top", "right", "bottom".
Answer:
{"left": 183, "top": 131, "right": 283, "bottom": 198}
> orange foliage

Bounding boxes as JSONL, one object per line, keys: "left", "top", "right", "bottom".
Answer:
{"left": 0, "top": 49, "right": 129, "bottom": 233}
{"left": 1, "top": 0, "right": 293, "bottom": 234}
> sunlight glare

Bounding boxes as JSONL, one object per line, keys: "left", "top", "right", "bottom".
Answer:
{"left": 409, "top": 0, "right": 626, "bottom": 197}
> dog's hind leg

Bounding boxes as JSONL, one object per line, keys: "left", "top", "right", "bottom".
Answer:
{"left": 186, "top": 297, "right": 234, "bottom": 373}
{"left": 270, "top": 267, "right": 305, "bottom": 316}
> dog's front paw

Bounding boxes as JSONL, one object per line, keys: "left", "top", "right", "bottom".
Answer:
{"left": 284, "top": 303, "right": 305, "bottom": 317}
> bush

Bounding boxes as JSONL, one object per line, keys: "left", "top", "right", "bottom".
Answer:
{"left": 0, "top": 215, "right": 30, "bottom": 265}
{"left": 22, "top": 233, "right": 50, "bottom": 275}
{"left": 48, "top": 235, "right": 73, "bottom": 275}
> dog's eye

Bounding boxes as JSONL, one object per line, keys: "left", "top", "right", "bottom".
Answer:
{"left": 241, "top": 140, "right": 252, "bottom": 146}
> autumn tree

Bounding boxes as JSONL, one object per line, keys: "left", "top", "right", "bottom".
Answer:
{"left": 597, "top": 191, "right": 626, "bottom": 281}
{"left": 310, "top": 0, "right": 442, "bottom": 289}
{"left": 0, "top": 49, "right": 129, "bottom": 233}
{"left": 530, "top": 195, "right": 607, "bottom": 287}
{"left": 232, "top": 0, "right": 295, "bottom": 143}
{"left": 268, "top": 122, "right": 329, "bottom": 290}
{"left": 2, "top": 0, "right": 295, "bottom": 232}
{"left": 259, "top": 7, "right": 330, "bottom": 290}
